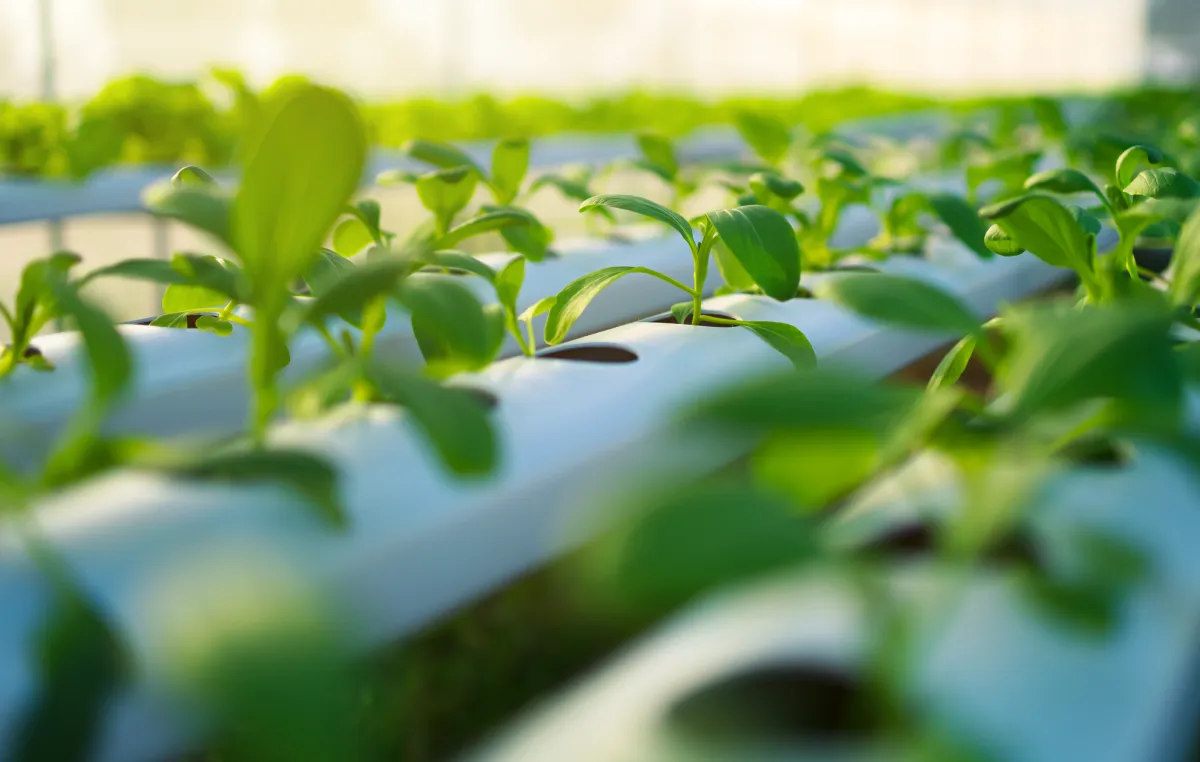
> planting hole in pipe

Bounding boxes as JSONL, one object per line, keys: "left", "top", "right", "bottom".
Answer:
{"left": 536, "top": 344, "right": 638, "bottom": 364}
{"left": 126, "top": 313, "right": 218, "bottom": 329}
{"left": 666, "top": 663, "right": 877, "bottom": 746}
{"left": 649, "top": 310, "right": 739, "bottom": 327}
{"left": 1132, "top": 247, "right": 1173, "bottom": 276}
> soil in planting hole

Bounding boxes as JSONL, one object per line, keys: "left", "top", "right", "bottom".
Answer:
{"left": 125, "top": 312, "right": 216, "bottom": 329}
{"left": 649, "top": 310, "right": 739, "bottom": 327}
{"left": 1133, "top": 248, "right": 1173, "bottom": 276}
{"left": 666, "top": 663, "right": 878, "bottom": 747}
{"left": 536, "top": 344, "right": 639, "bottom": 363}
{"left": 860, "top": 522, "right": 1043, "bottom": 570}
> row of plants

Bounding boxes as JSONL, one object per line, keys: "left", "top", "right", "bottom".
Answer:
{"left": 2, "top": 76, "right": 1199, "bottom": 762}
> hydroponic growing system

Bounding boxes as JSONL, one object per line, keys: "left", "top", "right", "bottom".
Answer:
{"left": 3, "top": 73, "right": 1200, "bottom": 762}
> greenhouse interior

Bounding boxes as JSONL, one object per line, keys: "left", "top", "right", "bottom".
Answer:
{"left": 3, "top": 0, "right": 1200, "bottom": 760}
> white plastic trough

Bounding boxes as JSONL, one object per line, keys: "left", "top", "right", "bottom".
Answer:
{"left": 0, "top": 242, "right": 1066, "bottom": 762}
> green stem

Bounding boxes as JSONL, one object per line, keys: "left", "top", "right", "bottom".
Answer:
{"left": 217, "top": 299, "right": 238, "bottom": 320}
{"left": 315, "top": 323, "right": 347, "bottom": 359}
{"left": 692, "top": 241, "right": 711, "bottom": 327}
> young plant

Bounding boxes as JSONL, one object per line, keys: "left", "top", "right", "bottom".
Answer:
{"left": 0, "top": 252, "right": 85, "bottom": 376}
{"left": 388, "top": 137, "right": 554, "bottom": 260}
{"left": 546, "top": 195, "right": 815, "bottom": 369}
{"left": 628, "top": 132, "right": 701, "bottom": 209}
{"left": 867, "top": 190, "right": 992, "bottom": 259}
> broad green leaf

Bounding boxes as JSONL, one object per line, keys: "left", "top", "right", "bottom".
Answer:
{"left": 928, "top": 192, "right": 991, "bottom": 258}
{"left": 162, "top": 284, "right": 226, "bottom": 314}
{"left": 172, "top": 165, "right": 216, "bottom": 186}
{"left": 301, "top": 258, "right": 411, "bottom": 326}
{"left": 1071, "top": 206, "right": 1103, "bottom": 237}
{"left": 704, "top": 205, "right": 801, "bottom": 301}
{"left": 980, "top": 194, "right": 1091, "bottom": 272}
{"left": 173, "top": 449, "right": 344, "bottom": 527}
{"left": 1168, "top": 205, "right": 1200, "bottom": 308}
{"left": 233, "top": 85, "right": 367, "bottom": 299}
{"left": 491, "top": 138, "right": 530, "bottom": 205}
{"left": 303, "top": 249, "right": 356, "bottom": 298}
{"left": 11, "top": 585, "right": 123, "bottom": 762}
{"left": 349, "top": 199, "right": 383, "bottom": 238}
{"left": 710, "top": 238, "right": 756, "bottom": 292}
{"left": 985, "top": 223, "right": 1024, "bottom": 256}
{"left": 400, "top": 279, "right": 495, "bottom": 374}
{"left": 416, "top": 167, "right": 478, "bottom": 232}
{"left": 1023, "top": 168, "right": 1105, "bottom": 201}
{"left": 402, "top": 138, "right": 482, "bottom": 174}
{"left": 195, "top": 315, "right": 234, "bottom": 337}
{"left": 739, "top": 320, "right": 816, "bottom": 370}
{"left": 79, "top": 259, "right": 191, "bottom": 289}
{"left": 494, "top": 257, "right": 525, "bottom": 314}
{"left": 754, "top": 428, "right": 879, "bottom": 509}
{"left": 1116, "top": 144, "right": 1164, "bottom": 188}
{"left": 149, "top": 312, "right": 194, "bottom": 328}
{"left": 1001, "top": 301, "right": 1180, "bottom": 427}
{"left": 635, "top": 132, "right": 679, "bottom": 178}
{"left": 1124, "top": 168, "right": 1200, "bottom": 201}
{"left": 579, "top": 195, "right": 695, "bottom": 252}
{"left": 735, "top": 112, "right": 792, "bottom": 166}
{"left": 143, "top": 184, "right": 233, "bottom": 250}
{"left": 1030, "top": 97, "right": 1068, "bottom": 141}
{"left": 332, "top": 217, "right": 374, "bottom": 258}
{"left": 439, "top": 208, "right": 533, "bottom": 248}
{"left": 420, "top": 251, "right": 497, "bottom": 282}
{"left": 370, "top": 367, "right": 496, "bottom": 477}
{"left": 814, "top": 273, "right": 980, "bottom": 334}
{"left": 544, "top": 266, "right": 682, "bottom": 344}
{"left": 586, "top": 481, "right": 814, "bottom": 612}
{"left": 749, "top": 171, "right": 804, "bottom": 203}
{"left": 162, "top": 254, "right": 242, "bottom": 313}
{"left": 929, "top": 334, "right": 978, "bottom": 392}
{"left": 53, "top": 284, "right": 130, "bottom": 407}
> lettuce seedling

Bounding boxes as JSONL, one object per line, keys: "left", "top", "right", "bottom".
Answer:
{"left": 389, "top": 137, "right": 555, "bottom": 260}
{"left": 548, "top": 195, "right": 814, "bottom": 369}
{"left": 868, "top": 190, "right": 992, "bottom": 259}
{"left": 628, "top": 132, "right": 701, "bottom": 209}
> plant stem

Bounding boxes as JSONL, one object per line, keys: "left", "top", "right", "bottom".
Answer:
{"left": 692, "top": 243, "right": 710, "bottom": 327}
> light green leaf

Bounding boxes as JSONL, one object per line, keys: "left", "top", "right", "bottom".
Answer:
{"left": 402, "top": 139, "right": 482, "bottom": 174}
{"left": 739, "top": 320, "right": 816, "bottom": 370}
{"left": 635, "top": 132, "right": 679, "bottom": 178}
{"left": 544, "top": 266, "right": 683, "bottom": 344}
{"left": 53, "top": 284, "right": 131, "bottom": 406}
{"left": 1116, "top": 144, "right": 1165, "bottom": 188}
{"left": 984, "top": 224, "right": 1024, "bottom": 256}
{"left": 518, "top": 295, "right": 556, "bottom": 323}
{"left": 301, "top": 258, "right": 411, "bottom": 326}
{"left": 491, "top": 138, "right": 530, "bottom": 205}
{"left": 703, "top": 205, "right": 800, "bottom": 301}
{"left": 332, "top": 217, "right": 374, "bottom": 258}
{"left": 79, "top": 259, "right": 192, "bottom": 289}
{"left": 980, "top": 193, "right": 1091, "bottom": 273}
{"left": 1124, "top": 167, "right": 1200, "bottom": 200}
{"left": 710, "top": 238, "right": 756, "bottom": 292}
{"left": 500, "top": 215, "right": 553, "bottom": 262}
{"left": 929, "top": 334, "right": 978, "bottom": 392}
{"left": 735, "top": 112, "right": 792, "bottom": 166}
{"left": 927, "top": 192, "right": 992, "bottom": 258}
{"left": 172, "top": 165, "right": 216, "bottom": 186}
{"left": 439, "top": 208, "right": 533, "bottom": 249}
{"left": 1168, "top": 205, "right": 1200, "bottom": 309}
{"left": 814, "top": 273, "right": 980, "bottom": 334}
{"left": 579, "top": 195, "right": 695, "bottom": 252}
{"left": 1023, "top": 168, "right": 1105, "bottom": 202}
{"left": 494, "top": 257, "right": 525, "bottom": 314}
{"left": 162, "top": 284, "right": 226, "bottom": 314}
{"left": 749, "top": 171, "right": 805, "bottom": 203}
{"left": 143, "top": 184, "right": 233, "bottom": 250}
{"left": 161, "top": 254, "right": 242, "bottom": 313}
{"left": 416, "top": 167, "right": 478, "bottom": 232}
{"left": 233, "top": 85, "right": 367, "bottom": 297}
{"left": 420, "top": 251, "right": 497, "bottom": 282}
{"left": 370, "top": 367, "right": 496, "bottom": 477}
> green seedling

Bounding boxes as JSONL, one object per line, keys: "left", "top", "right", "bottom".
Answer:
{"left": 867, "top": 190, "right": 992, "bottom": 259}
{"left": 546, "top": 195, "right": 814, "bottom": 369}
{"left": 628, "top": 132, "right": 702, "bottom": 210}
{"left": 386, "top": 137, "right": 554, "bottom": 260}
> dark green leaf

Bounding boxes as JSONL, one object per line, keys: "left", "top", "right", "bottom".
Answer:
{"left": 419, "top": 251, "right": 497, "bottom": 282}
{"left": 143, "top": 184, "right": 233, "bottom": 250}
{"left": 703, "top": 205, "right": 801, "bottom": 301}
{"left": 1168, "top": 205, "right": 1200, "bottom": 309}
{"left": 738, "top": 320, "right": 816, "bottom": 369}
{"left": 735, "top": 112, "right": 792, "bottom": 166}
{"left": 928, "top": 192, "right": 992, "bottom": 258}
{"left": 53, "top": 284, "right": 131, "bottom": 407}
{"left": 635, "top": 132, "right": 679, "bottom": 178}
{"left": 500, "top": 215, "right": 553, "bottom": 262}
{"left": 494, "top": 257, "right": 525, "bottom": 314}
{"left": 400, "top": 278, "right": 496, "bottom": 374}
{"left": 370, "top": 368, "right": 496, "bottom": 476}
{"left": 710, "top": 238, "right": 756, "bottom": 292}
{"left": 402, "top": 138, "right": 482, "bottom": 174}
{"left": 980, "top": 193, "right": 1091, "bottom": 272}
{"left": 491, "top": 138, "right": 530, "bottom": 205}
{"left": 579, "top": 195, "right": 695, "bottom": 252}
{"left": 1023, "top": 168, "right": 1105, "bottom": 201}
{"left": 301, "top": 257, "right": 411, "bottom": 326}
{"left": 814, "top": 273, "right": 980, "bottom": 334}
{"left": 79, "top": 258, "right": 192, "bottom": 289}
{"left": 749, "top": 171, "right": 804, "bottom": 202}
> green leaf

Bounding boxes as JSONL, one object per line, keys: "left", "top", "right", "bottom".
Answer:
{"left": 710, "top": 238, "right": 756, "bottom": 292}
{"left": 332, "top": 217, "right": 374, "bottom": 258}
{"left": 518, "top": 295, "right": 556, "bottom": 324}
{"left": 1023, "top": 168, "right": 1105, "bottom": 201}
{"left": 375, "top": 169, "right": 421, "bottom": 186}
{"left": 749, "top": 171, "right": 805, "bottom": 202}
{"left": 1168, "top": 205, "right": 1200, "bottom": 309}
{"left": 814, "top": 273, "right": 980, "bottom": 334}
{"left": 544, "top": 266, "right": 684, "bottom": 344}
{"left": 579, "top": 195, "right": 695, "bottom": 252}
{"left": 753, "top": 428, "right": 880, "bottom": 509}
{"left": 171, "top": 448, "right": 345, "bottom": 528}
{"left": 143, "top": 184, "right": 233, "bottom": 250}
{"left": 703, "top": 205, "right": 801, "bottom": 301}
{"left": 195, "top": 315, "right": 234, "bottom": 337}
{"left": 303, "top": 249, "right": 357, "bottom": 298}
{"left": 739, "top": 320, "right": 816, "bottom": 370}
{"left": 491, "top": 138, "right": 530, "bottom": 205}
{"left": 162, "top": 284, "right": 226, "bottom": 314}
{"left": 149, "top": 312, "right": 194, "bottom": 329}
{"left": 420, "top": 251, "right": 497, "bottom": 282}
{"left": 439, "top": 208, "right": 533, "bottom": 249}
{"left": 1124, "top": 168, "right": 1200, "bottom": 201}
{"left": 416, "top": 167, "right": 478, "bottom": 231}
{"left": 1116, "top": 144, "right": 1164, "bottom": 188}
{"left": 984, "top": 223, "right": 1024, "bottom": 256}
{"left": 162, "top": 254, "right": 241, "bottom": 313}
{"left": 402, "top": 138, "right": 482, "bottom": 174}
{"left": 11, "top": 584, "right": 124, "bottom": 762}
{"left": 980, "top": 193, "right": 1091, "bottom": 273}
{"left": 927, "top": 192, "right": 992, "bottom": 258}
{"left": 586, "top": 481, "right": 814, "bottom": 612}
{"left": 1001, "top": 301, "right": 1180, "bottom": 426}
{"left": 233, "top": 85, "right": 367, "bottom": 299}
{"left": 635, "top": 132, "right": 679, "bottom": 178}
{"left": 400, "top": 278, "right": 496, "bottom": 374}
{"left": 349, "top": 199, "right": 383, "bottom": 238}
{"left": 79, "top": 258, "right": 192, "bottom": 289}
{"left": 494, "top": 257, "right": 525, "bottom": 314}
{"left": 735, "top": 112, "right": 792, "bottom": 166}
{"left": 500, "top": 217, "right": 553, "bottom": 262}
{"left": 301, "top": 257, "right": 412, "bottom": 327}
{"left": 929, "top": 334, "right": 978, "bottom": 392}
{"left": 172, "top": 165, "right": 216, "bottom": 186}
{"left": 370, "top": 368, "right": 496, "bottom": 477}
{"left": 53, "top": 284, "right": 131, "bottom": 407}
